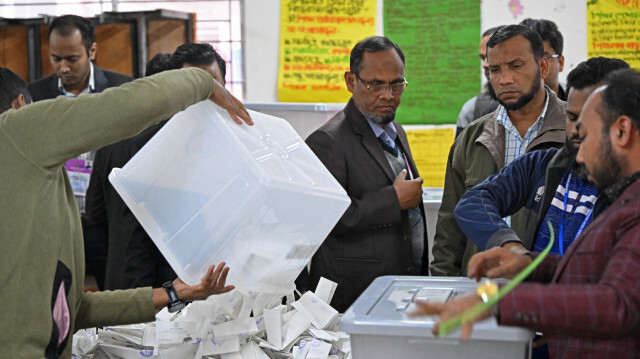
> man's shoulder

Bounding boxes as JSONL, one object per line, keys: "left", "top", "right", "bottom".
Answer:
{"left": 27, "top": 74, "right": 59, "bottom": 101}
{"left": 544, "top": 88, "right": 568, "bottom": 124}
{"left": 458, "top": 108, "right": 497, "bottom": 142}
{"left": 513, "top": 147, "right": 560, "bottom": 169}
{"left": 312, "top": 108, "right": 350, "bottom": 135}
{"left": 94, "top": 66, "right": 134, "bottom": 87}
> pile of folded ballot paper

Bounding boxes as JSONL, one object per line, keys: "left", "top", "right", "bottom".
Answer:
{"left": 72, "top": 278, "right": 350, "bottom": 359}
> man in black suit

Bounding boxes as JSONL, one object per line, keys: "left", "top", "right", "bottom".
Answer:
{"left": 305, "top": 36, "right": 428, "bottom": 312}
{"left": 27, "top": 14, "right": 132, "bottom": 290}
{"left": 28, "top": 14, "right": 132, "bottom": 100}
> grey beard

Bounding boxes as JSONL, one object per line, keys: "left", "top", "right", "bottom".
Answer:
{"left": 355, "top": 103, "right": 395, "bottom": 125}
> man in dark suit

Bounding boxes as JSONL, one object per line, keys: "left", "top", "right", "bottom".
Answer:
{"left": 412, "top": 69, "right": 640, "bottom": 358}
{"left": 305, "top": 36, "right": 428, "bottom": 312}
{"left": 27, "top": 14, "right": 132, "bottom": 100}
{"left": 27, "top": 14, "right": 132, "bottom": 290}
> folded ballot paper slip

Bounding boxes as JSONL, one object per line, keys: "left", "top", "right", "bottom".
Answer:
{"left": 109, "top": 100, "right": 351, "bottom": 294}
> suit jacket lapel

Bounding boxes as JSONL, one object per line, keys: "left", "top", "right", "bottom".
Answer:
{"left": 345, "top": 99, "right": 396, "bottom": 182}
{"left": 93, "top": 65, "right": 109, "bottom": 93}
{"left": 48, "top": 75, "right": 63, "bottom": 97}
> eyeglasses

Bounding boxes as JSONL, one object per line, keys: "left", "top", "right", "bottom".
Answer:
{"left": 544, "top": 53, "right": 560, "bottom": 60}
{"left": 354, "top": 73, "right": 408, "bottom": 95}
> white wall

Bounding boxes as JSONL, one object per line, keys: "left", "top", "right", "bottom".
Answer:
{"left": 244, "top": 0, "right": 589, "bottom": 102}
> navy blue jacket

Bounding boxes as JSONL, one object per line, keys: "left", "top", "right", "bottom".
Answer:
{"left": 455, "top": 148, "right": 607, "bottom": 251}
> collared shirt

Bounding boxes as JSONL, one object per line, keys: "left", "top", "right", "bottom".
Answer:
{"left": 604, "top": 170, "right": 640, "bottom": 203}
{"left": 497, "top": 90, "right": 550, "bottom": 226}
{"left": 497, "top": 89, "right": 550, "bottom": 167}
{"left": 367, "top": 119, "right": 398, "bottom": 148}
{"left": 58, "top": 62, "right": 95, "bottom": 97}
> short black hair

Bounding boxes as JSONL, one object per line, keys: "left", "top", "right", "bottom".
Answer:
{"left": 145, "top": 53, "right": 173, "bottom": 77}
{"left": 566, "top": 57, "right": 630, "bottom": 93}
{"left": 599, "top": 69, "right": 640, "bottom": 130}
{"left": 482, "top": 26, "right": 502, "bottom": 38}
{"left": 350, "top": 36, "right": 405, "bottom": 74}
{"left": 48, "top": 15, "right": 95, "bottom": 55}
{"left": 0, "top": 68, "right": 32, "bottom": 114}
{"left": 169, "top": 43, "right": 227, "bottom": 81}
{"left": 486, "top": 24, "right": 544, "bottom": 61}
{"left": 520, "top": 18, "right": 564, "bottom": 55}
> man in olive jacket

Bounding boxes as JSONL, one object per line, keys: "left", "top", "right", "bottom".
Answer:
{"left": 430, "top": 25, "right": 566, "bottom": 276}
{"left": 0, "top": 67, "right": 249, "bottom": 358}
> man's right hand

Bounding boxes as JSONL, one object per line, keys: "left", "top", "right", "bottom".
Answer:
{"left": 209, "top": 80, "right": 253, "bottom": 126}
{"left": 393, "top": 169, "right": 424, "bottom": 210}
{"left": 467, "top": 247, "right": 532, "bottom": 281}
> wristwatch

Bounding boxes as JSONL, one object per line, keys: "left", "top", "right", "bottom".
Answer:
{"left": 163, "top": 281, "right": 186, "bottom": 313}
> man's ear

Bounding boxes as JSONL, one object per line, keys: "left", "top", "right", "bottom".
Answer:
{"left": 89, "top": 42, "right": 97, "bottom": 61}
{"left": 344, "top": 71, "right": 355, "bottom": 94}
{"left": 11, "top": 94, "right": 27, "bottom": 110}
{"left": 558, "top": 55, "right": 565, "bottom": 72}
{"left": 539, "top": 56, "right": 550, "bottom": 81}
{"left": 613, "top": 115, "right": 635, "bottom": 147}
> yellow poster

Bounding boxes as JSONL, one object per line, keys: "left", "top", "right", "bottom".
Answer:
{"left": 278, "top": 0, "right": 377, "bottom": 102}
{"left": 405, "top": 126, "right": 456, "bottom": 188}
{"left": 587, "top": 0, "right": 640, "bottom": 68}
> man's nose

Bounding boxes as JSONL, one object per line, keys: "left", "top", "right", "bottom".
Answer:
{"left": 380, "top": 85, "right": 394, "bottom": 99}
{"left": 499, "top": 69, "right": 514, "bottom": 85}
{"left": 59, "top": 61, "right": 70, "bottom": 73}
{"left": 576, "top": 143, "right": 585, "bottom": 164}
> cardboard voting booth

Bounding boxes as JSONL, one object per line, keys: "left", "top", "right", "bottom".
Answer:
{"left": 109, "top": 101, "right": 351, "bottom": 294}
{"left": 341, "top": 276, "right": 534, "bottom": 359}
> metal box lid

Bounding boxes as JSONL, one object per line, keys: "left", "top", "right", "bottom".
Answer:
{"left": 340, "top": 276, "right": 534, "bottom": 342}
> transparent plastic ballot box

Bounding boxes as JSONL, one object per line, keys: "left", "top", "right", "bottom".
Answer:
{"left": 109, "top": 101, "right": 351, "bottom": 294}
{"left": 340, "top": 276, "right": 534, "bottom": 359}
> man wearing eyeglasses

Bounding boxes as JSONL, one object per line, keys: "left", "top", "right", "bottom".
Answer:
{"left": 521, "top": 18, "right": 566, "bottom": 101}
{"left": 305, "top": 36, "right": 428, "bottom": 312}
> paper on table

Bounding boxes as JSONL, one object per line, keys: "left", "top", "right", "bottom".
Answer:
{"left": 308, "top": 328, "right": 339, "bottom": 342}
{"left": 282, "top": 311, "right": 312, "bottom": 350}
{"left": 263, "top": 305, "right": 285, "bottom": 348}
{"left": 238, "top": 292, "right": 255, "bottom": 319}
{"left": 202, "top": 334, "right": 240, "bottom": 355}
{"left": 157, "top": 341, "right": 199, "bottom": 359}
{"left": 305, "top": 338, "right": 332, "bottom": 359}
{"left": 156, "top": 320, "right": 198, "bottom": 345}
{"left": 213, "top": 317, "right": 259, "bottom": 338}
{"left": 72, "top": 329, "right": 98, "bottom": 356}
{"left": 315, "top": 278, "right": 337, "bottom": 305}
{"left": 99, "top": 344, "right": 154, "bottom": 358}
{"left": 221, "top": 351, "right": 244, "bottom": 359}
{"left": 253, "top": 292, "right": 283, "bottom": 317}
{"left": 293, "top": 340, "right": 311, "bottom": 359}
{"left": 241, "top": 341, "right": 272, "bottom": 359}
{"left": 291, "top": 292, "right": 339, "bottom": 330}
